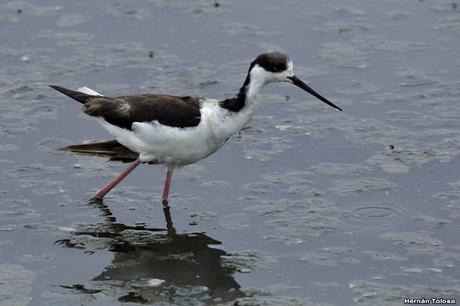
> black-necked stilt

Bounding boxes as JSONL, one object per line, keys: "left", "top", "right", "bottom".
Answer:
{"left": 51, "top": 51, "right": 341, "bottom": 205}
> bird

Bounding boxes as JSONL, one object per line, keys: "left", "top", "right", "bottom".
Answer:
{"left": 50, "top": 51, "right": 342, "bottom": 206}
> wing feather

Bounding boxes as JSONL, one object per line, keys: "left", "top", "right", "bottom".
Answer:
{"left": 83, "top": 94, "right": 201, "bottom": 129}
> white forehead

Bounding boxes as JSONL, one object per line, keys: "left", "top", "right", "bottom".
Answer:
{"left": 287, "top": 60, "right": 294, "bottom": 74}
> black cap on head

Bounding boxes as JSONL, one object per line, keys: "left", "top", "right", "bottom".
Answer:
{"left": 251, "top": 51, "right": 290, "bottom": 73}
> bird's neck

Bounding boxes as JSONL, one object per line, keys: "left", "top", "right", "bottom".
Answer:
{"left": 220, "top": 72, "right": 265, "bottom": 112}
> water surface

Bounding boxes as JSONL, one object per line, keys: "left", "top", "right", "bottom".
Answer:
{"left": 1, "top": 0, "right": 460, "bottom": 305}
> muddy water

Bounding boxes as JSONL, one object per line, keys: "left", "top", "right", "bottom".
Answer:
{"left": 1, "top": 0, "right": 460, "bottom": 305}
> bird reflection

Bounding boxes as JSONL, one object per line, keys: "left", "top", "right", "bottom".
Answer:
{"left": 56, "top": 197, "right": 244, "bottom": 304}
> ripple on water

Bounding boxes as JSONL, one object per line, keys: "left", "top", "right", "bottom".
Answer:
{"left": 342, "top": 204, "right": 407, "bottom": 227}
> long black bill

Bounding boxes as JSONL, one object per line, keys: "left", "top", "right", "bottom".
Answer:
{"left": 287, "top": 76, "right": 342, "bottom": 111}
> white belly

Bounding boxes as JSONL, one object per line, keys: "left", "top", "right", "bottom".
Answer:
{"left": 97, "top": 100, "right": 253, "bottom": 165}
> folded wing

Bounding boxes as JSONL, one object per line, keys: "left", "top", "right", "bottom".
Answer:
{"left": 84, "top": 94, "right": 202, "bottom": 130}
{"left": 50, "top": 85, "right": 202, "bottom": 129}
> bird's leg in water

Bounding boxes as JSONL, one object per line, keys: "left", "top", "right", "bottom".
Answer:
{"left": 161, "top": 167, "right": 174, "bottom": 207}
{"left": 91, "top": 159, "right": 141, "bottom": 201}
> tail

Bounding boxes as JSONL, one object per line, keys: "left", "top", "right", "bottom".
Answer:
{"left": 60, "top": 140, "right": 139, "bottom": 162}
{"left": 49, "top": 85, "right": 96, "bottom": 104}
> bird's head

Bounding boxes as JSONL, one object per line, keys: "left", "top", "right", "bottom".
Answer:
{"left": 247, "top": 51, "right": 342, "bottom": 111}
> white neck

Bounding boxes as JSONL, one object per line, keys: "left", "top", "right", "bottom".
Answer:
{"left": 213, "top": 66, "right": 269, "bottom": 140}
{"left": 244, "top": 65, "right": 267, "bottom": 109}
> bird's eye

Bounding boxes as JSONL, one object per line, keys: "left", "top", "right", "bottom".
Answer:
{"left": 270, "top": 66, "right": 279, "bottom": 72}
{"left": 272, "top": 63, "right": 286, "bottom": 72}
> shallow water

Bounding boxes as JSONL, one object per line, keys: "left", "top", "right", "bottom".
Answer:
{"left": 1, "top": 0, "right": 460, "bottom": 305}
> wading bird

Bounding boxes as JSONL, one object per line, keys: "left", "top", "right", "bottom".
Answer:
{"left": 51, "top": 51, "right": 341, "bottom": 206}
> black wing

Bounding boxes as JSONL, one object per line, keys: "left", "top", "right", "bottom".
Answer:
{"left": 84, "top": 94, "right": 202, "bottom": 129}
{"left": 50, "top": 85, "right": 202, "bottom": 129}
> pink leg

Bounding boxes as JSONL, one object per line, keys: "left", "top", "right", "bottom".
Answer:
{"left": 91, "top": 159, "right": 141, "bottom": 201}
{"left": 162, "top": 167, "right": 174, "bottom": 207}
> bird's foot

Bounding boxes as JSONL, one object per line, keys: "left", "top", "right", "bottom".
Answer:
{"left": 89, "top": 196, "right": 104, "bottom": 204}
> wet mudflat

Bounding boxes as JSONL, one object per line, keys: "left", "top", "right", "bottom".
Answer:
{"left": 1, "top": 0, "right": 460, "bottom": 305}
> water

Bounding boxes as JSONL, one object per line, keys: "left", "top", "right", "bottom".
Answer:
{"left": 1, "top": 0, "right": 460, "bottom": 305}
